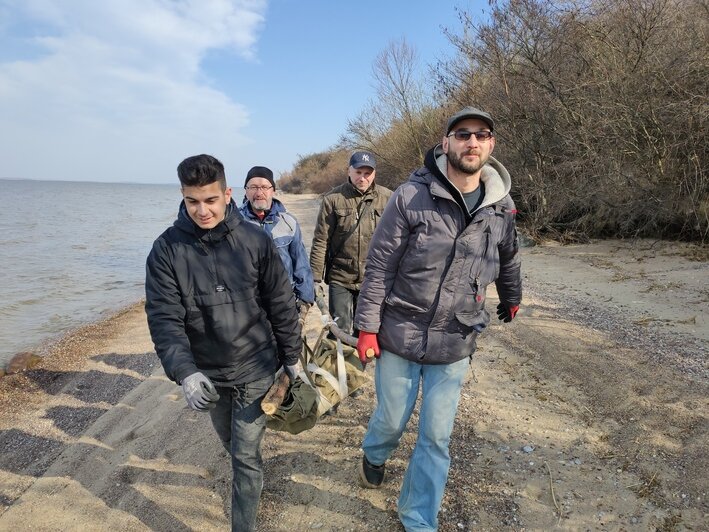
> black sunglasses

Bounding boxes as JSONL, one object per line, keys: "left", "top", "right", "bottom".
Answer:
{"left": 447, "top": 130, "right": 494, "bottom": 142}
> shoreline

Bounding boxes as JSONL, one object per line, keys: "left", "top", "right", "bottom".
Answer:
{"left": 6, "top": 235, "right": 706, "bottom": 381}
{"left": 0, "top": 300, "right": 150, "bottom": 416}
{"left": 1, "top": 300, "right": 147, "bottom": 377}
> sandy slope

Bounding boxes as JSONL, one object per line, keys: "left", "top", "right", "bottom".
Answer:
{"left": 0, "top": 193, "right": 706, "bottom": 531}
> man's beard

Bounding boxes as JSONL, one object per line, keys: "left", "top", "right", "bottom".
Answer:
{"left": 448, "top": 149, "right": 489, "bottom": 175}
{"left": 251, "top": 198, "right": 272, "bottom": 211}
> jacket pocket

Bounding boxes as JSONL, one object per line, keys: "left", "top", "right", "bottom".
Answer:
{"left": 384, "top": 292, "right": 428, "bottom": 314}
{"left": 333, "top": 207, "right": 356, "bottom": 234}
{"left": 273, "top": 235, "right": 294, "bottom": 250}
{"left": 454, "top": 309, "right": 490, "bottom": 334}
{"left": 185, "top": 287, "right": 258, "bottom": 367}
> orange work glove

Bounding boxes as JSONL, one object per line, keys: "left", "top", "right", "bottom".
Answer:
{"left": 356, "top": 331, "right": 380, "bottom": 365}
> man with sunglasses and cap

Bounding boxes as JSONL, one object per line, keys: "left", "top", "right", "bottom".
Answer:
{"left": 353, "top": 108, "right": 522, "bottom": 531}
{"left": 239, "top": 165, "right": 315, "bottom": 327}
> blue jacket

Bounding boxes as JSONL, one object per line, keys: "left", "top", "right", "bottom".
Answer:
{"left": 239, "top": 198, "right": 315, "bottom": 304}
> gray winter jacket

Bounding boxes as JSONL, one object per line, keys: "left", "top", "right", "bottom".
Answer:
{"left": 354, "top": 145, "right": 522, "bottom": 364}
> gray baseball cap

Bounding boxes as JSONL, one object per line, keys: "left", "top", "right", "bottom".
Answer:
{"left": 446, "top": 107, "right": 495, "bottom": 133}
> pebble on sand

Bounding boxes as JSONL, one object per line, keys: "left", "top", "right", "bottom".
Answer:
{"left": 3, "top": 351, "right": 43, "bottom": 376}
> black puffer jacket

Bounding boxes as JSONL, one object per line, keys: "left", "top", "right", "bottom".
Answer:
{"left": 355, "top": 145, "right": 522, "bottom": 364}
{"left": 145, "top": 201, "right": 301, "bottom": 386}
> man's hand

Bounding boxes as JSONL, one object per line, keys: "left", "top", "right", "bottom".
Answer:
{"left": 181, "top": 372, "right": 220, "bottom": 411}
{"left": 297, "top": 302, "right": 311, "bottom": 330}
{"left": 496, "top": 303, "right": 520, "bottom": 323}
{"left": 315, "top": 282, "right": 327, "bottom": 300}
{"left": 284, "top": 364, "right": 299, "bottom": 383}
{"left": 356, "top": 332, "right": 380, "bottom": 365}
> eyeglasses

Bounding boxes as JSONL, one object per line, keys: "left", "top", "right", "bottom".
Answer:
{"left": 245, "top": 185, "right": 273, "bottom": 192}
{"left": 447, "top": 130, "right": 494, "bottom": 142}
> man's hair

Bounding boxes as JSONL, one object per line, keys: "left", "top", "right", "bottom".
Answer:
{"left": 177, "top": 154, "right": 227, "bottom": 190}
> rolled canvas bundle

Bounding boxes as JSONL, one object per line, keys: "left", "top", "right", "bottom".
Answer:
{"left": 266, "top": 337, "right": 369, "bottom": 434}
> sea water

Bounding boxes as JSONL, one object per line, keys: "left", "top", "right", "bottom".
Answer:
{"left": 0, "top": 179, "right": 242, "bottom": 366}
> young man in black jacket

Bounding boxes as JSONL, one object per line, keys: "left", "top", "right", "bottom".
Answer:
{"left": 145, "top": 154, "right": 301, "bottom": 531}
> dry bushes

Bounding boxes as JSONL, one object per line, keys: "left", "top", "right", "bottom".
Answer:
{"left": 439, "top": 0, "right": 708, "bottom": 242}
{"left": 279, "top": 149, "right": 350, "bottom": 194}
{"left": 281, "top": 0, "right": 708, "bottom": 243}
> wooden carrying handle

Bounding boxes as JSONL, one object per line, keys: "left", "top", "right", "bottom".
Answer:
{"left": 261, "top": 372, "right": 291, "bottom": 415}
{"left": 366, "top": 348, "right": 376, "bottom": 359}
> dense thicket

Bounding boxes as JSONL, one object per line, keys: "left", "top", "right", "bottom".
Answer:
{"left": 279, "top": 0, "right": 708, "bottom": 242}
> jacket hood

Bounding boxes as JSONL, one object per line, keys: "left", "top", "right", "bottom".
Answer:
{"left": 174, "top": 199, "right": 242, "bottom": 242}
{"left": 420, "top": 144, "right": 512, "bottom": 219}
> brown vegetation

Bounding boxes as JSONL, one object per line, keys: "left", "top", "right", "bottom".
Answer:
{"left": 279, "top": 149, "right": 351, "bottom": 194}
{"left": 278, "top": 0, "right": 708, "bottom": 243}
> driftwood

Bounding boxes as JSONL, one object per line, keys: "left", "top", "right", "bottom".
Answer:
{"left": 261, "top": 372, "right": 291, "bottom": 415}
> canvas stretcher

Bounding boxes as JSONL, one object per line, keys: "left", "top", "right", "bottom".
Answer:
{"left": 262, "top": 296, "right": 370, "bottom": 434}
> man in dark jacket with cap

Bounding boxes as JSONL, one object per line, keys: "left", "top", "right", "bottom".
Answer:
{"left": 353, "top": 108, "right": 522, "bottom": 531}
{"left": 309, "top": 151, "right": 392, "bottom": 337}
{"left": 145, "top": 154, "right": 302, "bottom": 532}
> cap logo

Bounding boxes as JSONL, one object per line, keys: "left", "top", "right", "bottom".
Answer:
{"left": 361, "top": 154, "right": 370, "bottom": 162}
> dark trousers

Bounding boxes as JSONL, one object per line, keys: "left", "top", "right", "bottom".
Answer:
{"left": 209, "top": 374, "right": 274, "bottom": 532}
{"left": 328, "top": 283, "right": 359, "bottom": 336}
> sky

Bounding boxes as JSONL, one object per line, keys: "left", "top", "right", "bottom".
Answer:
{"left": 0, "top": 0, "right": 489, "bottom": 185}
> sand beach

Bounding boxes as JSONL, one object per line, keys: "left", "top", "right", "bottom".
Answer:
{"left": 0, "top": 192, "right": 707, "bottom": 531}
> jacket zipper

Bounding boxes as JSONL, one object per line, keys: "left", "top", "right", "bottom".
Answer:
{"left": 206, "top": 232, "right": 222, "bottom": 291}
{"left": 474, "top": 229, "right": 491, "bottom": 286}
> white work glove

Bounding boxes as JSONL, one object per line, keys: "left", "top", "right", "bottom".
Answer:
{"left": 181, "top": 372, "right": 220, "bottom": 412}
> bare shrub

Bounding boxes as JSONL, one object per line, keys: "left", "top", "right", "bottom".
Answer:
{"left": 345, "top": 39, "right": 448, "bottom": 189}
{"left": 278, "top": 149, "right": 351, "bottom": 194}
{"left": 437, "top": 0, "right": 708, "bottom": 242}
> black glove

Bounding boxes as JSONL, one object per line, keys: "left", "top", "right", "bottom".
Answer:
{"left": 181, "top": 372, "right": 220, "bottom": 411}
{"left": 496, "top": 302, "right": 520, "bottom": 323}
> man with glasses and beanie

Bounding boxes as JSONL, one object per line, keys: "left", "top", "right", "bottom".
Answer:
{"left": 309, "top": 151, "right": 392, "bottom": 339}
{"left": 353, "top": 108, "right": 522, "bottom": 532}
{"left": 145, "top": 154, "right": 302, "bottom": 531}
{"left": 239, "top": 165, "right": 315, "bottom": 327}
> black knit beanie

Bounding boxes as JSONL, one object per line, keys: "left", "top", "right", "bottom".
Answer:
{"left": 244, "top": 166, "right": 275, "bottom": 190}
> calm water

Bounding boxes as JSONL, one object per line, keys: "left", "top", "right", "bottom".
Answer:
{"left": 0, "top": 179, "right": 243, "bottom": 366}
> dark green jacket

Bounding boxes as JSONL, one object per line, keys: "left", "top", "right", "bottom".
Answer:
{"left": 310, "top": 180, "right": 392, "bottom": 290}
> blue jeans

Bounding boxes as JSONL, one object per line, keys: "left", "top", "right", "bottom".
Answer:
{"left": 362, "top": 350, "right": 470, "bottom": 532}
{"left": 209, "top": 374, "right": 274, "bottom": 532}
